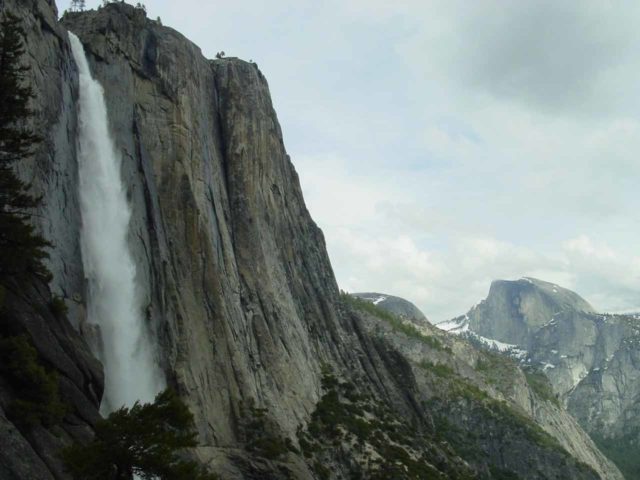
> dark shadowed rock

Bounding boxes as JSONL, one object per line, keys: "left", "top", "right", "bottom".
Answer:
{"left": 0, "top": 278, "right": 103, "bottom": 479}
{"left": 0, "top": 1, "right": 104, "bottom": 478}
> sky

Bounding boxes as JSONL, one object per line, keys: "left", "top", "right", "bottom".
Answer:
{"left": 58, "top": 0, "right": 640, "bottom": 322}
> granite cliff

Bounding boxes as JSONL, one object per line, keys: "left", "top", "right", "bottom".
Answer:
{"left": 441, "top": 278, "right": 639, "bottom": 478}
{"left": 0, "top": 1, "right": 626, "bottom": 478}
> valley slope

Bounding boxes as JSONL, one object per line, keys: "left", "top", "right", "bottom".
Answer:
{"left": 440, "top": 278, "right": 640, "bottom": 479}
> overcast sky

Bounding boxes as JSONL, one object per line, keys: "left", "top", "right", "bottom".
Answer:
{"left": 59, "top": 0, "right": 640, "bottom": 322}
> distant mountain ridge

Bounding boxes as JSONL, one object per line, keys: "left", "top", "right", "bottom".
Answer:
{"left": 350, "top": 292, "right": 429, "bottom": 325}
{"left": 454, "top": 277, "right": 595, "bottom": 346}
{"left": 439, "top": 277, "right": 640, "bottom": 479}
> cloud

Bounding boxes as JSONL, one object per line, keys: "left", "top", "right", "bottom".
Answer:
{"left": 401, "top": 0, "right": 640, "bottom": 116}
{"left": 298, "top": 152, "right": 640, "bottom": 321}
{"left": 331, "top": 224, "right": 640, "bottom": 320}
{"left": 563, "top": 235, "right": 640, "bottom": 312}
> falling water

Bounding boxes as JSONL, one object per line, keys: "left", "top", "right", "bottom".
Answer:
{"left": 69, "top": 32, "right": 164, "bottom": 412}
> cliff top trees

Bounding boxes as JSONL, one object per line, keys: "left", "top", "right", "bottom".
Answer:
{"left": 70, "top": 0, "right": 86, "bottom": 12}
{"left": 0, "top": 12, "right": 50, "bottom": 284}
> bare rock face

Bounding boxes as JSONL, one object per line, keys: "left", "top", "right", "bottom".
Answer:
{"left": 0, "top": 1, "right": 104, "bottom": 478}
{"left": 455, "top": 277, "right": 640, "bottom": 479}
{"left": 61, "top": 2, "right": 359, "bottom": 472}
{"left": 467, "top": 277, "right": 595, "bottom": 346}
{"left": 4, "top": 1, "right": 626, "bottom": 478}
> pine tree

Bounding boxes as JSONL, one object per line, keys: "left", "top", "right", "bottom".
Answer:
{"left": 62, "top": 389, "right": 219, "bottom": 480}
{"left": 70, "top": 0, "right": 86, "bottom": 12}
{"left": 0, "top": 13, "right": 50, "bottom": 282}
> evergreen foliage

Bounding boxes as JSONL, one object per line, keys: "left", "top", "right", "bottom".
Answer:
{"left": 70, "top": 0, "right": 87, "bottom": 12}
{"left": 0, "top": 334, "right": 67, "bottom": 428}
{"left": 0, "top": 12, "right": 50, "bottom": 282}
{"left": 591, "top": 431, "right": 640, "bottom": 480}
{"left": 341, "top": 292, "right": 450, "bottom": 352}
{"left": 62, "top": 389, "right": 218, "bottom": 480}
{"left": 523, "top": 367, "right": 560, "bottom": 407}
{"left": 241, "top": 404, "right": 296, "bottom": 460}
{"left": 419, "top": 359, "right": 455, "bottom": 378}
{"left": 474, "top": 350, "right": 521, "bottom": 396}
{"left": 298, "top": 366, "right": 475, "bottom": 479}
{"left": 0, "top": 14, "right": 39, "bottom": 167}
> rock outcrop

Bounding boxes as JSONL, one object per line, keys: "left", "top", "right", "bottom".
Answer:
{"left": 1, "top": 1, "right": 626, "bottom": 478}
{"left": 444, "top": 277, "right": 639, "bottom": 479}
{"left": 466, "top": 277, "right": 595, "bottom": 346}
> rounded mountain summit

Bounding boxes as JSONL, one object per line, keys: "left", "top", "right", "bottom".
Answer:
{"left": 350, "top": 292, "right": 429, "bottom": 326}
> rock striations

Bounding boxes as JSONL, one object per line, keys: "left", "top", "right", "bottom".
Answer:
{"left": 442, "top": 277, "right": 639, "bottom": 479}
{"left": 0, "top": 1, "right": 103, "bottom": 479}
{"left": 466, "top": 278, "right": 595, "bottom": 346}
{"left": 0, "top": 1, "right": 626, "bottom": 478}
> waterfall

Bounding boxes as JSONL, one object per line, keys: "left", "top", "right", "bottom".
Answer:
{"left": 68, "top": 33, "right": 164, "bottom": 412}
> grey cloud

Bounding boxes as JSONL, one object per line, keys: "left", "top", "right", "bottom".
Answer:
{"left": 427, "top": 1, "right": 640, "bottom": 116}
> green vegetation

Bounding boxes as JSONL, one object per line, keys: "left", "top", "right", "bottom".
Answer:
{"left": 429, "top": 392, "right": 567, "bottom": 477}
{"left": 0, "top": 12, "right": 50, "bottom": 284}
{"left": 489, "top": 400, "right": 561, "bottom": 451}
{"left": 0, "top": 12, "right": 73, "bottom": 441}
{"left": 343, "top": 293, "right": 580, "bottom": 473}
{"left": 241, "top": 404, "right": 297, "bottom": 460}
{"left": 523, "top": 368, "right": 560, "bottom": 407}
{"left": 62, "top": 389, "right": 218, "bottom": 480}
{"left": 430, "top": 374, "right": 564, "bottom": 454}
{"left": 0, "top": 334, "right": 66, "bottom": 428}
{"left": 341, "top": 293, "right": 450, "bottom": 352}
{"left": 419, "top": 360, "right": 455, "bottom": 378}
{"left": 474, "top": 350, "right": 519, "bottom": 392}
{"left": 420, "top": 353, "right": 576, "bottom": 477}
{"left": 49, "top": 295, "right": 69, "bottom": 318}
{"left": 591, "top": 431, "right": 640, "bottom": 480}
{"left": 297, "top": 366, "right": 473, "bottom": 479}
{"left": 475, "top": 352, "right": 560, "bottom": 407}
{"left": 489, "top": 465, "right": 522, "bottom": 480}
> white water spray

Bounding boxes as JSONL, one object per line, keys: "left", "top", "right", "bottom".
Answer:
{"left": 69, "top": 33, "right": 164, "bottom": 412}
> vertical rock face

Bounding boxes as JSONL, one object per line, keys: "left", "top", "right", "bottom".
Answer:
{"left": 0, "top": 1, "right": 103, "bottom": 479}
{"left": 61, "top": 4, "right": 351, "bottom": 461}
{"left": 468, "top": 278, "right": 595, "bottom": 346}
{"left": 537, "top": 312, "right": 640, "bottom": 478}
{"left": 7, "top": 1, "right": 354, "bottom": 475}
{"left": 3, "top": 1, "right": 626, "bottom": 478}
{"left": 4, "top": 0, "right": 86, "bottom": 326}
